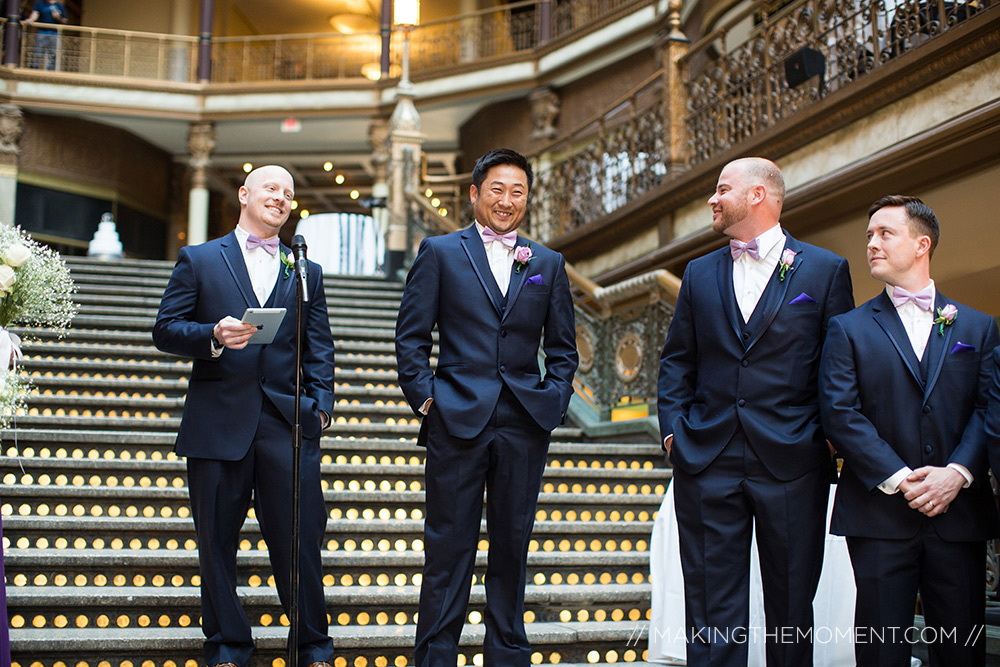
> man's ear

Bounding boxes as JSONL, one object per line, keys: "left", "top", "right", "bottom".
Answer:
{"left": 470, "top": 184, "right": 478, "bottom": 205}
{"left": 238, "top": 186, "right": 248, "bottom": 206}
{"left": 915, "top": 234, "right": 932, "bottom": 259}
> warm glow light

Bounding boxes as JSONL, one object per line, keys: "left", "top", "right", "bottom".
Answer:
{"left": 424, "top": 188, "right": 433, "bottom": 197}
{"left": 335, "top": 174, "right": 346, "bottom": 185}
{"left": 439, "top": 208, "right": 448, "bottom": 216}
{"left": 361, "top": 62, "right": 382, "bottom": 81}
{"left": 350, "top": 190, "right": 360, "bottom": 200}
{"left": 394, "top": 0, "right": 420, "bottom": 26}
{"left": 291, "top": 200, "right": 298, "bottom": 210}
{"left": 430, "top": 198, "right": 440, "bottom": 207}
{"left": 323, "top": 162, "right": 333, "bottom": 172}
{"left": 300, "top": 210, "right": 310, "bottom": 219}
{"left": 242, "top": 163, "right": 253, "bottom": 173}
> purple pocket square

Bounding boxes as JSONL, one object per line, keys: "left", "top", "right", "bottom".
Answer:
{"left": 950, "top": 341, "right": 975, "bottom": 354}
{"left": 789, "top": 292, "right": 815, "bottom": 304}
{"left": 525, "top": 274, "right": 544, "bottom": 286}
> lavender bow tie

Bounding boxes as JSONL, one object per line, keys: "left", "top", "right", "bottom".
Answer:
{"left": 730, "top": 238, "right": 760, "bottom": 261}
{"left": 891, "top": 285, "right": 934, "bottom": 311}
{"left": 246, "top": 234, "right": 279, "bottom": 256}
{"left": 482, "top": 227, "right": 517, "bottom": 249}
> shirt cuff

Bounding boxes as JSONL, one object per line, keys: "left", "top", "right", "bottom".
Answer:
{"left": 878, "top": 466, "right": 912, "bottom": 495}
{"left": 419, "top": 397, "right": 433, "bottom": 415}
{"left": 210, "top": 335, "right": 224, "bottom": 358}
{"left": 947, "top": 462, "right": 973, "bottom": 488}
{"left": 320, "top": 410, "right": 330, "bottom": 429}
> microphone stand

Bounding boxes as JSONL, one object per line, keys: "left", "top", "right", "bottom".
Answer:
{"left": 289, "top": 247, "right": 307, "bottom": 667}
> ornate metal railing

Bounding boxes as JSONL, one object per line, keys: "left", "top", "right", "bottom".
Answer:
{"left": 681, "top": 0, "right": 993, "bottom": 165}
{"left": 529, "top": 73, "right": 667, "bottom": 243}
{"left": 18, "top": 24, "right": 198, "bottom": 82}
{"left": 405, "top": 188, "right": 679, "bottom": 419}
{"left": 212, "top": 32, "right": 381, "bottom": 83}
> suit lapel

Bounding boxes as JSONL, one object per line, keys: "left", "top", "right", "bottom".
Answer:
{"left": 271, "top": 243, "right": 295, "bottom": 307}
{"left": 871, "top": 290, "right": 924, "bottom": 389}
{"left": 922, "top": 293, "right": 954, "bottom": 401}
{"left": 502, "top": 237, "right": 531, "bottom": 322}
{"left": 459, "top": 224, "right": 504, "bottom": 316}
{"left": 744, "top": 232, "right": 798, "bottom": 353}
{"left": 715, "top": 248, "right": 743, "bottom": 344}
{"left": 219, "top": 231, "right": 258, "bottom": 308}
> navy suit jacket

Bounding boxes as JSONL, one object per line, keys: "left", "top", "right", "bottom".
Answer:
{"left": 153, "top": 231, "right": 336, "bottom": 461}
{"left": 820, "top": 291, "right": 1000, "bottom": 541}
{"left": 987, "top": 346, "right": 1000, "bottom": 477}
{"left": 394, "top": 224, "right": 578, "bottom": 441}
{"left": 658, "top": 232, "right": 854, "bottom": 481}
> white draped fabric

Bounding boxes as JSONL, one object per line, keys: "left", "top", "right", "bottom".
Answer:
{"left": 648, "top": 483, "right": 857, "bottom": 665}
{"left": 294, "top": 213, "right": 384, "bottom": 276}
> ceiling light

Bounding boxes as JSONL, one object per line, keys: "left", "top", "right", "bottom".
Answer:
{"left": 243, "top": 163, "right": 253, "bottom": 173}
{"left": 323, "top": 162, "right": 333, "bottom": 172}
{"left": 350, "top": 190, "right": 360, "bottom": 200}
{"left": 300, "top": 210, "right": 310, "bottom": 219}
{"left": 335, "top": 174, "right": 346, "bottom": 185}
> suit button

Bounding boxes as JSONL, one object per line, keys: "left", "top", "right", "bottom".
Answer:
{"left": 738, "top": 399, "right": 746, "bottom": 407}
{"left": 501, "top": 330, "right": 507, "bottom": 338}
{"left": 924, "top": 444, "right": 933, "bottom": 454}
{"left": 500, "top": 366, "right": 506, "bottom": 373}
{"left": 742, "top": 331, "right": 750, "bottom": 340}
{"left": 922, "top": 405, "right": 931, "bottom": 414}
{"left": 741, "top": 359, "right": 749, "bottom": 367}
{"left": 260, "top": 377, "right": 266, "bottom": 385}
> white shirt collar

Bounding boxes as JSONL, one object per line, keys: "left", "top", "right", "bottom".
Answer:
{"left": 885, "top": 279, "right": 935, "bottom": 306}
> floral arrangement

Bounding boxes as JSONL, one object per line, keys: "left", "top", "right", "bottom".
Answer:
{"left": 933, "top": 304, "right": 957, "bottom": 335}
{"left": 280, "top": 250, "right": 294, "bottom": 279}
{"left": 0, "top": 224, "right": 77, "bottom": 429}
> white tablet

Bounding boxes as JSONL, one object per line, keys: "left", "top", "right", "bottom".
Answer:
{"left": 241, "top": 307, "right": 286, "bottom": 345}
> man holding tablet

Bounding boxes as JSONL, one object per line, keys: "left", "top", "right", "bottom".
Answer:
{"left": 153, "top": 165, "right": 336, "bottom": 667}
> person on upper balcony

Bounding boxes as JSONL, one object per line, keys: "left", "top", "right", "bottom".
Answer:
{"left": 23, "top": 0, "right": 69, "bottom": 71}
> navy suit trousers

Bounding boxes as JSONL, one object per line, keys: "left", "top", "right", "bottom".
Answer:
{"left": 847, "top": 526, "right": 985, "bottom": 667}
{"left": 672, "top": 429, "right": 828, "bottom": 667}
{"left": 186, "top": 398, "right": 333, "bottom": 667}
{"left": 415, "top": 386, "right": 550, "bottom": 667}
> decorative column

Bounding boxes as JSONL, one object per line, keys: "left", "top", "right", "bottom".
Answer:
{"left": 0, "top": 105, "right": 24, "bottom": 226}
{"left": 385, "top": 1, "right": 424, "bottom": 280}
{"left": 197, "top": 0, "right": 214, "bottom": 83}
{"left": 657, "top": 0, "right": 691, "bottom": 178}
{"left": 186, "top": 121, "right": 215, "bottom": 246}
{"left": 3, "top": 0, "right": 22, "bottom": 67}
{"left": 368, "top": 118, "right": 391, "bottom": 272}
{"left": 169, "top": 0, "right": 193, "bottom": 82}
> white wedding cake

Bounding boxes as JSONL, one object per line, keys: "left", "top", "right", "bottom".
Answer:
{"left": 88, "top": 212, "right": 123, "bottom": 259}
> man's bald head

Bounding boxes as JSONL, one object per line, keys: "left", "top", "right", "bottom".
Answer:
{"left": 708, "top": 157, "right": 785, "bottom": 241}
{"left": 244, "top": 165, "right": 294, "bottom": 193}
{"left": 238, "top": 165, "right": 295, "bottom": 238}
{"left": 728, "top": 157, "right": 785, "bottom": 204}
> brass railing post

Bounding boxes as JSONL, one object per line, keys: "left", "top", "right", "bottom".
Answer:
{"left": 658, "top": 0, "right": 691, "bottom": 177}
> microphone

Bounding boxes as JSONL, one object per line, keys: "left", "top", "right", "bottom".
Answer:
{"left": 291, "top": 234, "right": 309, "bottom": 303}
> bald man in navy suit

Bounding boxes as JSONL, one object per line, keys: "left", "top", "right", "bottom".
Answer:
{"left": 154, "top": 166, "right": 335, "bottom": 667}
{"left": 658, "top": 157, "right": 854, "bottom": 666}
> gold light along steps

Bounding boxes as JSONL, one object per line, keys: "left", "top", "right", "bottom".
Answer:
{"left": 2, "top": 257, "right": 669, "bottom": 666}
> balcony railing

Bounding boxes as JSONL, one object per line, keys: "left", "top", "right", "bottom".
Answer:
{"left": 211, "top": 32, "right": 380, "bottom": 84}
{"left": 681, "top": 0, "right": 992, "bottom": 165}
{"left": 530, "top": 73, "right": 667, "bottom": 242}
{"left": 18, "top": 24, "right": 197, "bottom": 82}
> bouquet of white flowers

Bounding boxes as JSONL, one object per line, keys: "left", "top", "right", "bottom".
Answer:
{"left": 0, "top": 224, "right": 77, "bottom": 429}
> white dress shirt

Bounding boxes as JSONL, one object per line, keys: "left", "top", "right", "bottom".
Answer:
{"left": 475, "top": 221, "right": 515, "bottom": 296}
{"left": 877, "top": 280, "right": 972, "bottom": 494}
{"left": 234, "top": 225, "right": 281, "bottom": 306}
{"left": 210, "top": 226, "right": 282, "bottom": 358}
{"left": 733, "top": 223, "right": 786, "bottom": 323}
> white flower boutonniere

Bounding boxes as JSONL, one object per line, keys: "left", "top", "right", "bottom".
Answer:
{"left": 280, "top": 251, "right": 294, "bottom": 279}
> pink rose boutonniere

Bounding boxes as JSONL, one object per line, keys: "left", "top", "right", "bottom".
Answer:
{"left": 933, "top": 303, "right": 958, "bottom": 335}
{"left": 778, "top": 248, "right": 797, "bottom": 281}
{"left": 514, "top": 243, "right": 533, "bottom": 273}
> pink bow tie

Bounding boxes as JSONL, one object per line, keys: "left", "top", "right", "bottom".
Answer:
{"left": 891, "top": 285, "right": 934, "bottom": 311}
{"left": 730, "top": 238, "right": 760, "bottom": 261}
{"left": 246, "top": 234, "right": 279, "bottom": 256}
{"left": 482, "top": 227, "right": 517, "bottom": 249}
